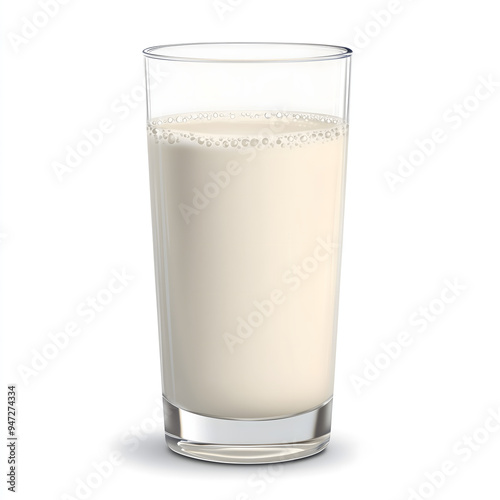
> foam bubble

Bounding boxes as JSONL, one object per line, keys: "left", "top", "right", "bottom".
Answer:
{"left": 148, "top": 111, "right": 347, "bottom": 149}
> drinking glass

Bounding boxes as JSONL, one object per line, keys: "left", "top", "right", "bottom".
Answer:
{"left": 143, "top": 42, "right": 352, "bottom": 464}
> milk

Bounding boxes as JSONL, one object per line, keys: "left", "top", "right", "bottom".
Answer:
{"left": 147, "top": 111, "right": 347, "bottom": 419}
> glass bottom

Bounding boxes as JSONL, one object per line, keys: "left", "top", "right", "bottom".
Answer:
{"left": 163, "top": 397, "right": 332, "bottom": 464}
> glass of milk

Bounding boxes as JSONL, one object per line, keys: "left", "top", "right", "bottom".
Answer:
{"left": 143, "top": 43, "right": 352, "bottom": 464}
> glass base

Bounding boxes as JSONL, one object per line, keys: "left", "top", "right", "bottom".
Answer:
{"left": 163, "top": 397, "right": 332, "bottom": 464}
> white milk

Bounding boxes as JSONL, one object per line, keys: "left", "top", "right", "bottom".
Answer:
{"left": 147, "top": 111, "right": 347, "bottom": 419}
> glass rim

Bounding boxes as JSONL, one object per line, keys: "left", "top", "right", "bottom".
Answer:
{"left": 142, "top": 42, "right": 352, "bottom": 63}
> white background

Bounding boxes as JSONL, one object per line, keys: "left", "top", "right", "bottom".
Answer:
{"left": 1, "top": 0, "right": 500, "bottom": 499}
